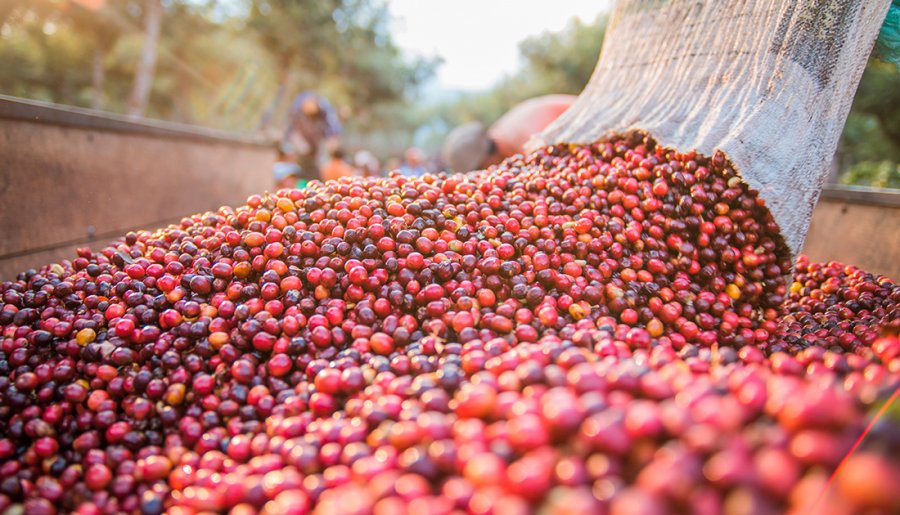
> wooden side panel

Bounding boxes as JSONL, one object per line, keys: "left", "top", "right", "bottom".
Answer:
{"left": 803, "top": 199, "right": 900, "bottom": 281}
{"left": 0, "top": 119, "right": 272, "bottom": 280}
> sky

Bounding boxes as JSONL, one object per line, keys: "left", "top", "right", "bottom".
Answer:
{"left": 388, "top": 0, "right": 611, "bottom": 92}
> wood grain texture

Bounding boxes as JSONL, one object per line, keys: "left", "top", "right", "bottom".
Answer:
{"left": 0, "top": 118, "right": 272, "bottom": 279}
{"left": 803, "top": 198, "right": 900, "bottom": 281}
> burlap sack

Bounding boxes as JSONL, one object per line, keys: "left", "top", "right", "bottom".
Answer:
{"left": 533, "top": 0, "right": 891, "bottom": 257}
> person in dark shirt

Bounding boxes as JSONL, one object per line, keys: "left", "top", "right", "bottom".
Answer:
{"left": 283, "top": 91, "right": 342, "bottom": 181}
{"left": 272, "top": 143, "right": 305, "bottom": 190}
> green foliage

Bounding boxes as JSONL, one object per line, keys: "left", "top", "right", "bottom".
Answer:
{"left": 839, "top": 57, "right": 900, "bottom": 188}
{"left": 840, "top": 161, "right": 900, "bottom": 189}
{"left": 518, "top": 16, "right": 606, "bottom": 96}
{"left": 248, "top": 0, "right": 340, "bottom": 72}
{"left": 0, "top": 1, "right": 95, "bottom": 103}
{"left": 0, "top": 0, "right": 436, "bottom": 133}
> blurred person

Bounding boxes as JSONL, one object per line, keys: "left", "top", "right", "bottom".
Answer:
{"left": 399, "top": 147, "right": 427, "bottom": 177}
{"left": 284, "top": 91, "right": 342, "bottom": 181}
{"left": 442, "top": 94, "right": 576, "bottom": 173}
{"left": 427, "top": 154, "right": 445, "bottom": 174}
{"left": 273, "top": 162, "right": 302, "bottom": 189}
{"left": 321, "top": 140, "right": 357, "bottom": 183}
{"left": 354, "top": 150, "right": 381, "bottom": 178}
{"left": 385, "top": 156, "right": 403, "bottom": 172}
{"left": 272, "top": 143, "right": 305, "bottom": 189}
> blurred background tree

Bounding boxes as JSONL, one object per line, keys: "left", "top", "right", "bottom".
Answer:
{"left": 0, "top": 0, "right": 437, "bottom": 135}
{"left": 839, "top": 58, "right": 900, "bottom": 188}
{"left": 249, "top": 0, "right": 345, "bottom": 131}
{"left": 66, "top": 0, "right": 124, "bottom": 109}
{"left": 0, "top": 0, "right": 896, "bottom": 187}
{"left": 451, "top": 14, "right": 607, "bottom": 126}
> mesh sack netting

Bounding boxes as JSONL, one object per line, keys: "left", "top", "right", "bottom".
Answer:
{"left": 535, "top": 0, "right": 892, "bottom": 257}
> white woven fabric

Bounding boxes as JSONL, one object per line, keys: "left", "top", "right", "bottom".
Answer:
{"left": 534, "top": 0, "right": 890, "bottom": 256}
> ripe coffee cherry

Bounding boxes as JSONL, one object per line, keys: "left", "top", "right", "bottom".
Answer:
{"left": 0, "top": 133, "right": 896, "bottom": 513}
